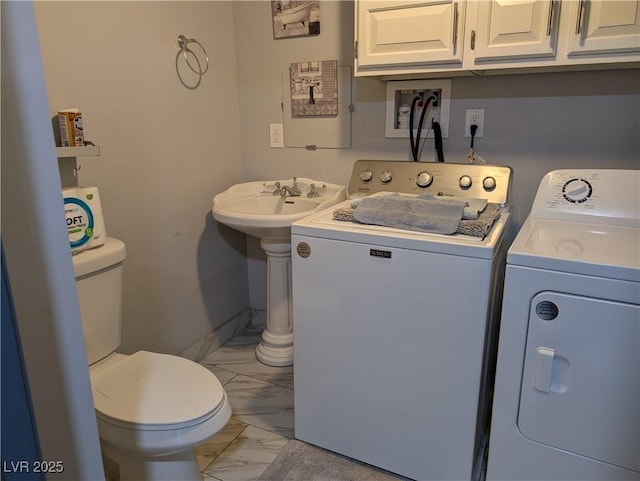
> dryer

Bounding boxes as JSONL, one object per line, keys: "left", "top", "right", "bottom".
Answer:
{"left": 487, "top": 169, "right": 640, "bottom": 480}
{"left": 292, "top": 160, "right": 513, "bottom": 480}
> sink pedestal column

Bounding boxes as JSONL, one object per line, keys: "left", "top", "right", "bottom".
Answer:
{"left": 256, "top": 239, "right": 293, "bottom": 367}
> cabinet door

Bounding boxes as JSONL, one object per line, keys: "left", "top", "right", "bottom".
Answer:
{"left": 566, "top": 0, "right": 640, "bottom": 56}
{"left": 356, "top": 0, "right": 464, "bottom": 69}
{"left": 472, "top": 0, "right": 558, "bottom": 62}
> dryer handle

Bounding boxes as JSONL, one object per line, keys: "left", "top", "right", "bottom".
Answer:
{"left": 534, "top": 347, "right": 555, "bottom": 393}
{"left": 533, "top": 347, "right": 570, "bottom": 394}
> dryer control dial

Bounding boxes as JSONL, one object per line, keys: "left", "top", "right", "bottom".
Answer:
{"left": 459, "top": 175, "right": 472, "bottom": 189}
{"left": 380, "top": 170, "right": 393, "bottom": 183}
{"left": 562, "top": 178, "right": 593, "bottom": 203}
{"left": 416, "top": 171, "right": 433, "bottom": 188}
{"left": 360, "top": 170, "right": 373, "bottom": 182}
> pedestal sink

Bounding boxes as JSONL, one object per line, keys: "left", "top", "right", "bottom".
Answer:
{"left": 212, "top": 178, "right": 346, "bottom": 366}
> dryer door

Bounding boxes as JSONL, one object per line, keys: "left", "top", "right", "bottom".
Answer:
{"left": 518, "top": 292, "right": 640, "bottom": 473}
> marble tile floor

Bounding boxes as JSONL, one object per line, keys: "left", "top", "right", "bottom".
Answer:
{"left": 195, "top": 327, "right": 294, "bottom": 481}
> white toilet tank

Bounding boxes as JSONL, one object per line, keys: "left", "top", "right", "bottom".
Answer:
{"left": 72, "top": 237, "right": 127, "bottom": 364}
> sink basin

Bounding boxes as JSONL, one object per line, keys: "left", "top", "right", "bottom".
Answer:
{"left": 212, "top": 178, "right": 346, "bottom": 240}
{"left": 211, "top": 178, "right": 346, "bottom": 367}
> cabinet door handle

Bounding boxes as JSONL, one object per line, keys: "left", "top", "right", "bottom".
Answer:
{"left": 546, "top": 0, "right": 556, "bottom": 36}
{"left": 452, "top": 2, "right": 459, "bottom": 50}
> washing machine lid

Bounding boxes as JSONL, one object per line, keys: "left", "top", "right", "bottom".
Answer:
{"left": 508, "top": 218, "right": 640, "bottom": 282}
{"left": 91, "top": 351, "right": 225, "bottom": 427}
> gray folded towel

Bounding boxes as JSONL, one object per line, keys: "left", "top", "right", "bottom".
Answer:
{"left": 462, "top": 198, "right": 488, "bottom": 220}
{"left": 352, "top": 193, "right": 467, "bottom": 235}
{"left": 351, "top": 194, "right": 487, "bottom": 219}
{"left": 458, "top": 203, "right": 501, "bottom": 238}
{"left": 332, "top": 202, "right": 502, "bottom": 239}
{"left": 414, "top": 193, "right": 487, "bottom": 220}
{"left": 332, "top": 208, "right": 357, "bottom": 222}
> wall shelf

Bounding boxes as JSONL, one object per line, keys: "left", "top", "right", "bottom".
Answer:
{"left": 55, "top": 144, "right": 100, "bottom": 188}
{"left": 56, "top": 144, "right": 100, "bottom": 158}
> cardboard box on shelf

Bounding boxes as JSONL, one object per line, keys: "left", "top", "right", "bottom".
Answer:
{"left": 57, "top": 108, "right": 84, "bottom": 147}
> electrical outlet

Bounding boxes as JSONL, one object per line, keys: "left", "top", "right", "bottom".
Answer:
{"left": 464, "top": 109, "right": 485, "bottom": 138}
{"left": 269, "top": 123, "right": 284, "bottom": 148}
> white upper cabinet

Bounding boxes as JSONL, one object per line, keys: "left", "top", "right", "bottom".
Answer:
{"left": 565, "top": 0, "right": 640, "bottom": 56}
{"left": 356, "top": 0, "right": 465, "bottom": 69}
{"left": 354, "top": 0, "right": 640, "bottom": 77}
{"left": 472, "top": 0, "right": 559, "bottom": 62}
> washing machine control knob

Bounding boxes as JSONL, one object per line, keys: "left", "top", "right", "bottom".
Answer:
{"left": 380, "top": 171, "right": 393, "bottom": 183}
{"left": 562, "top": 178, "right": 593, "bottom": 203}
{"left": 416, "top": 171, "right": 433, "bottom": 188}
{"left": 459, "top": 175, "right": 472, "bottom": 189}
{"left": 360, "top": 170, "right": 373, "bottom": 182}
{"left": 482, "top": 176, "right": 497, "bottom": 190}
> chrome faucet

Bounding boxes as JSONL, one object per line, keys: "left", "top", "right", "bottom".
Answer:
{"left": 279, "top": 177, "right": 302, "bottom": 197}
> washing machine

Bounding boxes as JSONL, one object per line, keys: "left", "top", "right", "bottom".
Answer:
{"left": 291, "top": 160, "right": 513, "bottom": 480}
{"left": 487, "top": 169, "right": 640, "bottom": 480}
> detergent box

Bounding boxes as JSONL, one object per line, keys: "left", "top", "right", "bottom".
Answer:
{"left": 63, "top": 187, "right": 106, "bottom": 254}
{"left": 57, "top": 108, "right": 85, "bottom": 147}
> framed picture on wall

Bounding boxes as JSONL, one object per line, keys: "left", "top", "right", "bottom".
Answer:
{"left": 271, "top": 1, "right": 320, "bottom": 39}
{"left": 289, "top": 60, "right": 338, "bottom": 117}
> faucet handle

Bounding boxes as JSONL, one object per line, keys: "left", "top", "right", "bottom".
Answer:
{"left": 261, "top": 181, "right": 281, "bottom": 194}
{"left": 307, "top": 183, "right": 322, "bottom": 198}
{"left": 292, "top": 177, "right": 298, "bottom": 188}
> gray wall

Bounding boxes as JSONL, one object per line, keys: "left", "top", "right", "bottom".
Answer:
{"left": 232, "top": 1, "right": 640, "bottom": 310}
{"left": 32, "top": 1, "right": 639, "bottom": 349}
{"left": 35, "top": 1, "right": 250, "bottom": 355}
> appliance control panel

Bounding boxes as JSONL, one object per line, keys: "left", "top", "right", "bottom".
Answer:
{"left": 530, "top": 169, "right": 640, "bottom": 226}
{"left": 348, "top": 160, "right": 513, "bottom": 206}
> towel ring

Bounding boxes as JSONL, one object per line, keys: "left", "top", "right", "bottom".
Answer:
{"left": 176, "top": 35, "right": 209, "bottom": 90}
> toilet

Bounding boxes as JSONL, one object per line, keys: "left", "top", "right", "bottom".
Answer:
{"left": 72, "top": 237, "right": 231, "bottom": 481}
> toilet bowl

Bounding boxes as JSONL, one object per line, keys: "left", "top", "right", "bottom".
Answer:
{"left": 73, "top": 238, "right": 231, "bottom": 480}
{"left": 90, "top": 351, "right": 231, "bottom": 481}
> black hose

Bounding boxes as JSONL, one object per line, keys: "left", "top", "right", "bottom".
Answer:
{"left": 409, "top": 96, "right": 421, "bottom": 161}
{"left": 410, "top": 95, "right": 436, "bottom": 161}
{"left": 433, "top": 121, "right": 444, "bottom": 162}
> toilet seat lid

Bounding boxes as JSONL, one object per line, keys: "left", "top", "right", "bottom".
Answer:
{"left": 91, "top": 351, "right": 225, "bottom": 427}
